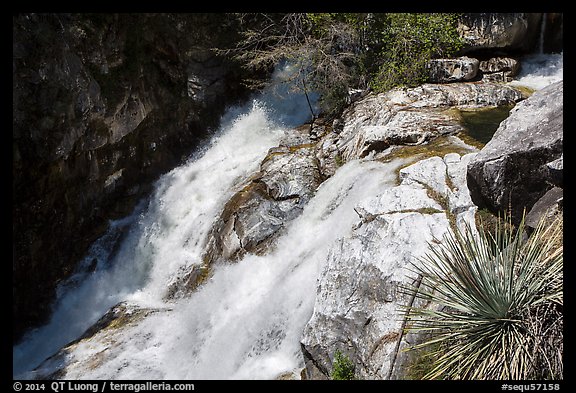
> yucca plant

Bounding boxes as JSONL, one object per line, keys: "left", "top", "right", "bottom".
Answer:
{"left": 402, "top": 213, "right": 563, "bottom": 380}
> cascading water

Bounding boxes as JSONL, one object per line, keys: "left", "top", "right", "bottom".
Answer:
{"left": 13, "top": 51, "right": 563, "bottom": 380}
{"left": 12, "top": 62, "right": 321, "bottom": 379}
{"left": 13, "top": 58, "right": 408, "bottom": 378}
{"left": 509, "top": 52, "right": 563, "bottom": 91}
{"left": 13, "top": 60, "right": 401, "bottom": 380}
{"left": 539, "top": 13, "right": 547, "bottom": 54}
{"left": 506, "top": 14, "right": 563, "bottom": 92}
{"left": 45, "top": 158, "right": 407, "bottom": 380}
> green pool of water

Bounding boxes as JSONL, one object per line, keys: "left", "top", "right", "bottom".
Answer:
{"left": 459, "top": 105, "right": 514, "bottom": 147}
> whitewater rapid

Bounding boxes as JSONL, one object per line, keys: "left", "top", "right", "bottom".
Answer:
{"left": 13, "top": 53, "right": 563, "bottom": 380}
{"left": 13, "top": 63, "right": 315, "bottom": 378}
{"left": 13, "top": 64, "right": 407, "bottom": 378}
{"left": 509, "top": 52, "right": 563, "bottom": 91}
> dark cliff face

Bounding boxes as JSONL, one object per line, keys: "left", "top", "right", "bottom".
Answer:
{"left": 12, "top": 13, "right": 253, "bottom": 343}
{"left": 542, "top": 13, "right": 563, "bottom": 54}
{"left": 457, "top": 13, "right": 563, "bottom": 56}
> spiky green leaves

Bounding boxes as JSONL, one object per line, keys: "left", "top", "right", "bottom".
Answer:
{"left": 403, "top": 214, "right": 563, "bottom": 379}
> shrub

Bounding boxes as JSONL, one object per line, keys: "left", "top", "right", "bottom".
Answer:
{"left": 331, "top": 350, "right": 356, "bottom": 380}
{"left": 370, "top": 13, "right": 463, "bottom": 92}
{"left": 403, "top": 213, "right": 563, "bottom": 379}
{"left": 228, "top": 13, "right": 463, "bottom": 116}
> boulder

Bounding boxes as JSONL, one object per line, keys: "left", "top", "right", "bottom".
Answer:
{"left": 202, "top": 141, "right": 323, "bottom": 269}
{"left": 466, "top": 81, "right": 563, "bottom": 222}
{"left": 545, "top": 154, "right": 563, "bottom": 187}
{"left": 479, "top": 57, "right": 519, "bottom": 82}
{"left": 427, "top": 56, "right": 479, "bottom": 83}
{"left": 479, "top": 57, "right": 520, "bottom": 74}
{"left": 336, "top": 83, "right": 523, "bottom": 161}
{"left": 525, "top": 187, "right": 563, "bottom": 233}
{"left": 300, "top": 153, "right": 478, "bottom": 380}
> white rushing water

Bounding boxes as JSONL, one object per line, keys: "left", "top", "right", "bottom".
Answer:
{"left": 13, "top": 60, "right": 406, "bottom": 378}
{"left": 54, "top": 158, "right": 406, "bottom": 380}
{"left": 509, "top": 52, "right": 563, "bottom": 91}
{"left": 12, "top": 63, "right": 317, "bottom": 378}
{"left": 13, "top": 52, "right": 563, "bottom": 380}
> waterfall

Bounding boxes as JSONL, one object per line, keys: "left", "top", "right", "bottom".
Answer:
{"left": 505, "top": 13, "right": 562, "bottom": 92}
{"left": 509, "top": 52, "right": 563, "bottom": 91}
{"left": 539, "top": 13, "right": 547, "bottom": 54}
{"left": 52, "top": 158, "right": 407, "bottom": 380}
{"left": 13, "top": 59, "right": 407, "bottom": 378}
{"left": 12, "top": 62, "right": 317, "bottom": 379}
{"left": 13, "top": 51, "right": 563, "bottom": 380}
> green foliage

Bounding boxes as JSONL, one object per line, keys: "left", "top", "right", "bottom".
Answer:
{"left": 230, "top": 13, "right": 463, "bottom": 116}
{"left": 370, "top": 13, "right": 463, "bottom": 92}
{"left": 403, "top": 213, "right": 563, "bottom": 379}
{"left": 306, "top": 13, "right": 372, "bottom": 38}
{"left": 306, "top": 13, "right": 335, "bottom": 35}
{"left": 330, "top": 350, "right": 356, "bottom": 380}
{"left": 309, "top": 12, "right": 464, "bottom": 100}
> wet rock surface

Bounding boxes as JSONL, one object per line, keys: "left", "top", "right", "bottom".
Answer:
{"left": 27, "top": 302, "right": 164, "bottom": 380}
{"left": 203, "top": 128, "right": 324, "bottom": 267}
{"left": 176, "top": 81, "right": 524, "bottom": 298}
